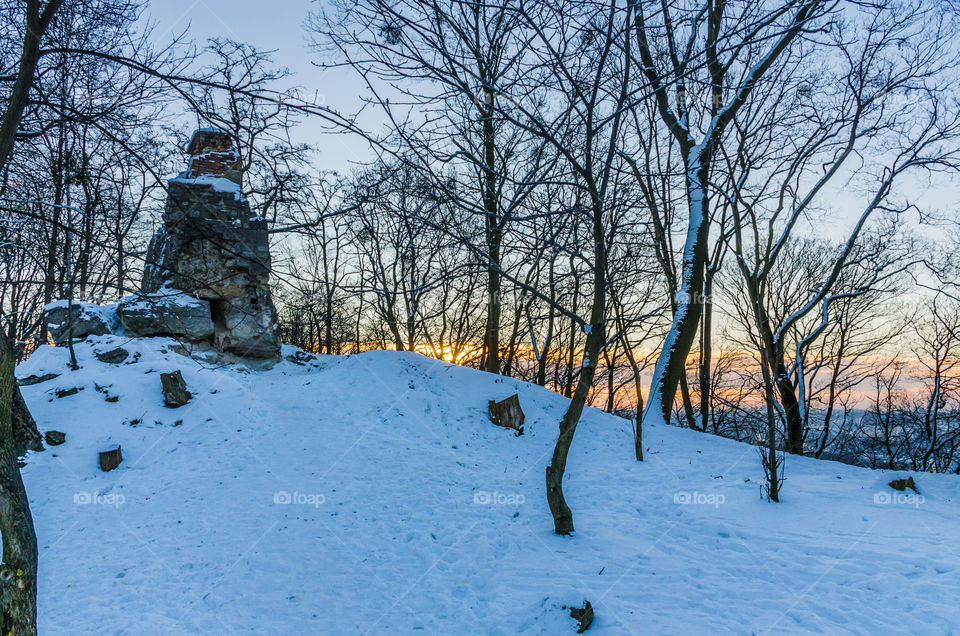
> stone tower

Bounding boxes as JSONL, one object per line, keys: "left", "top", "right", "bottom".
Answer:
{"left": 139, "top": 129, "right": 280, "bottom": 358}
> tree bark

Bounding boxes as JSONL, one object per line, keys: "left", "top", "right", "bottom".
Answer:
{"left": 546, "top": 204, "right": 607, "bottom": 535}
{"left": 775, "top": 357, "right": 804, "bottom": 454}
{"left": 0, "top": 335, "right": 39, "bottom": 635}
{"left": 481, "top": 87, "right": 502, "bottom": 375}
{"left": 643, "top": 157, "right": 710, "bottom": 425}
{"left": 699, "top": 270, "right": 715, "bottom": 432}
{"left": 12, "top": 386, "right": 42, "bottom": 456}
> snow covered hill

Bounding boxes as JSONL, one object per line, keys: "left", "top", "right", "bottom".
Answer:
{"left": 15, "top": 335, "right": 960, "bottom": 634}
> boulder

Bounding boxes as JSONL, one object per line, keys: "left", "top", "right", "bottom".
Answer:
{"left": 43, "top": 300, "right": 117, "bottom": 345}
{"left": 95, "top": 347, "right": 129, "bottom": 364}
{"left": 118, "top": 290, "right": 214, "bottom": 341}
{"left": 18, "top": 372, "right": 59, "bottom": 386}
{"left": 213, "top": 294, "right": 281, "bottom": 358}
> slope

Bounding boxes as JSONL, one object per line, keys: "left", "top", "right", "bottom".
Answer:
{"left": 16, "top": 335, "right": 960, "bottom": 634}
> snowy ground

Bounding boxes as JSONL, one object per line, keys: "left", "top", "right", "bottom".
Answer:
{"left": 16, "top": 335, "right": 960, "bottom": 634}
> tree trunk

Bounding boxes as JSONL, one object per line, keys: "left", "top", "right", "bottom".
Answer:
{"left": 759, "top": 344, "right": 781, "bottom": 502}
{"left": 0, "top": 0, "right": 64, "bottom": 172}
{"left": 546, "top": 205, "right": 606, "bottom": 535}
{"left": 546, "top": 324, "right": 601, "bottom": 535}
{"left": 625, "top": 351, "right": 644, "bottom": 461}
{"left": 563, "top": 268, "right": 580, "bottom": 398}
{"left": 0, "top": 335, "right": 38, "bottom": 635}
{"left": 536, "top": 262, "right": 556, "bottom": 387}
{"left": 325, "top": 291, "right": 334, "bottom": 355}
{"left": 481, "top": 87, "right": 502, "bottom": 375}
{"left": 699, "top": 270, "right": 715, "bottom": 432}
{"left": 643, "top": 157, "right": 710, "bottom": 426}
{"left": 18, "top": 0, "right": 67, "bottom": 344}
{"left": 775, "top": 357, "right": 804, "bottom": 455}
{"left": 678, "top": 374, "right": 698, "bottom": 429}
{"left": 603, "top": 348, "right": 615, "bottom": 412}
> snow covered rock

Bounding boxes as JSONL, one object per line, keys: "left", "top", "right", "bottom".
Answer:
{"left": 43, "top": 300, "right": 117, "bottom": 345}
{"left": 117, "top": 290, "right": 214, "bottom": 341}
{"left": 94, "top": 347, "right": 129, "bottom": 364}
{"left": 140, "top": 128, "right": 280, "bottom": 359}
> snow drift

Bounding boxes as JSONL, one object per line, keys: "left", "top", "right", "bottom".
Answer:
{"left": 16, "top": 335, "right": 960, "bottom": 634}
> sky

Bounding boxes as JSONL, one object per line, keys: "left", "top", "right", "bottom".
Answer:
{"left": 142, "top": 0, "right": 957, "bottom": 238}
{"left": 144, "top": 0, "right": 373, "bottom": 172}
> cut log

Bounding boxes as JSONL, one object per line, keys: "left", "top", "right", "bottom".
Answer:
{"left": 488, "top": 394, "right": 524, "bottom": 436}
{"left": 99, "top": 445, "right": 122, "bottom": 472}
{"left": 160, "top": 370, "right": 191, "bottom": 408}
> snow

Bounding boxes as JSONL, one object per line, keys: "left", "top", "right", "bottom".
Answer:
{"left": 118, "top": 286, "right": 207, "bottom": 311}
{"left": 42, "top": 299, "right": 118, "bottom": 330}
{"left": 17, "top": 335, "right": 960, "bottom": 634}
{"left": 170, "top": 174, "right": 245, "bottom": 200}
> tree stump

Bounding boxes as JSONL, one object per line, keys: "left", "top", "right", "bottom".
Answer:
{"left": 160, "top": 370, "right": 191, "bottom": 408}
{"left": 488, "top": 394, "right": 524, "bottom": 436}
{"left": 569, "top": 601, "right": 594, "bottom": 633}
{"left": 889, "top": 476, "right": 918, "bottom": 493}
{"left": 99, "top": 445, "right": 122, "bottom": 472}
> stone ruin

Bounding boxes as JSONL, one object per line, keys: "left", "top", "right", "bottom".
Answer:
{"left": 45, "top": 129, "right": 281, "bottom": 359}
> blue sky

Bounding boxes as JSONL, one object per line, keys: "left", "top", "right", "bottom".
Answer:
{"left": 142, "top": 1, "right": 956, "bottom": 235}
{"left": 145, "top": 0, "right": 373, "bottom": 171}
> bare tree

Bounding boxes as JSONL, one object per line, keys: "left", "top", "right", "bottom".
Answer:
{"left": 313, "top": 0, "right": 553, "bottom": 374}
{"left": 630, "top": 0, "right": 836, "bottom": 428}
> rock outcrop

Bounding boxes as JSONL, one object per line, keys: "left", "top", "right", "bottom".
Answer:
{"left": 43, "top": 301, "right": 117, "bottom": 346}
{"left": 139, "top": 129, "right": 280, "bottom": 358}
{"left": 117, "top": 289, "right": 215, "bottom": 341}
{"left": 42, "top": 129, "right": 281, "bottom": 359}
